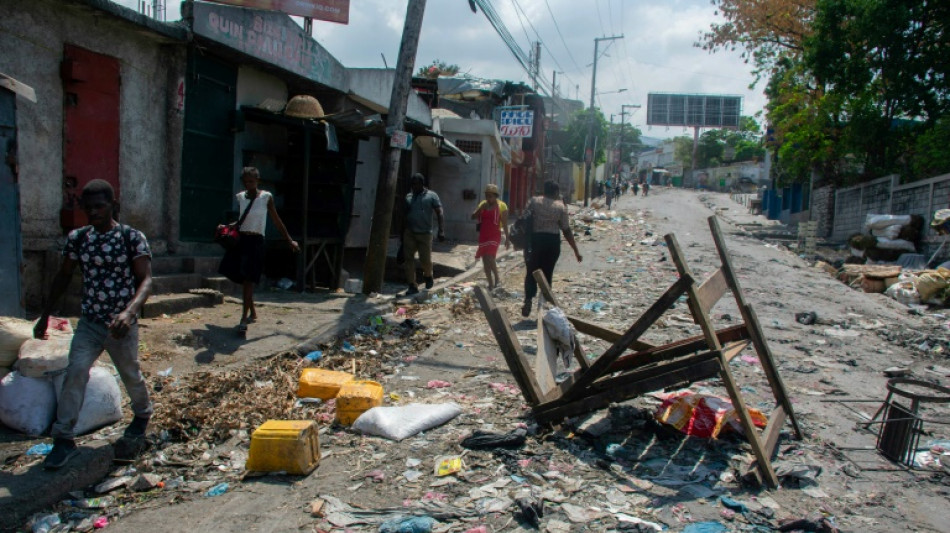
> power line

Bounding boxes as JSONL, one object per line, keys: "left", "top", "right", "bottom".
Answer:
{"left": 509, "top": 0, "right": 580, "bottom": 100}
{"left": 543, "top": 0, "right": 582, "bottom": 73}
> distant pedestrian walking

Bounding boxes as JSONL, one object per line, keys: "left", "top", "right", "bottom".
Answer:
{"left": 632, "top": 182, "right": 639, "bottom": 196}
{"left": 403, "top": 173, "right": 445, "bottom": 295}
{"left": 472, "top": 184, "right": 510, "bottom": 290}
{"left": 643, "top": 181, "right": 650, "bottom": 197}
{"left": 522, "top": 181, "right": 583, "bottom": 317}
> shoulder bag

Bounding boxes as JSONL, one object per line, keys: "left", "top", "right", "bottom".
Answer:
{"left": 214, "top": 194, "right": 257, "bottom": 250}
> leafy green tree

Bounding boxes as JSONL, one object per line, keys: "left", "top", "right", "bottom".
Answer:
{"left": 911, "top": 118, "right": 950, "bottom": 179}
{"left": 608, "top": 122, "right": 644, "bottom": 165}
{"left": 563, "top": 108, "right": 609, "bottom": 165}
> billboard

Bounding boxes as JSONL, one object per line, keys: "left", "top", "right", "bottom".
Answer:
{"left": 204, "top": 0, "right": 350, "bottom": 24}
{"left": 646, "top": 93, "right": 742, "bottom": 128}
{"left": 499, "top": 109, "right": 534, "bottom": 138}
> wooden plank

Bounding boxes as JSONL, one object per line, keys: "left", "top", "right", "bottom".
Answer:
{"left": 534, "top": 355, "right": 721, "bottom": 423}
{"left": 474, "top": 286, "right": 543, "bottom": 405}
{"left": 606, "top": 324, "right": 749, "bottom": 373}
{"left": 722, "top": 340, "right": 751, "bottom": 362}
{"left": 741, "top": 303, "right": 803, "bottom": 438}
{"left": 696, "top": 269, "right": 729, "bottom": 317}
{"left": 716, "top": 355, "right": 780, "bottom": 488}
{"left": 562, "top": 275, "right": 692, "bottom": 401}
{"left": 842, "top": 264, "right": 902, "bottom": 279}
{"left": 708, "top": 215, "right": 751, "bottom": 309}
{"left": 533, "top": 270, "right": 591, "bottom": 370}
{"left": 763, "top": 406, "right": 787, "bottom": 455}
{"left": 589, "top": 352, "right": 721, "bottom": 394}
{"left": 568, "top": 316, "right": 655, "bottom": 351}
{"left": 666, "top": 232, "right": 723, "bottom": 353}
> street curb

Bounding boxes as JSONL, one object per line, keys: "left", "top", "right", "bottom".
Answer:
{"left": 0, "top": 441, "right": 114, "bottom": 530}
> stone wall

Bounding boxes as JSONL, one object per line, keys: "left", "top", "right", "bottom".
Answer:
{"left": 810, "top": 186, "right": 835, "bottom": 238}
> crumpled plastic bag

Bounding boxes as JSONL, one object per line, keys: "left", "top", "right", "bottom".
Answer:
{"left": 885, "top": 274, "right": 921, "bottom": 305}
{"left": 542, "top": 307, "right": 575, "bottom": 367}
{"left": 351, "top": 402, "right": 462, "bottom": 441}
{"left": 655, "top": 391, "right": 767, "bottom": 439}
{"left": 460, "top": 428, "right": 527, "bottom": 450}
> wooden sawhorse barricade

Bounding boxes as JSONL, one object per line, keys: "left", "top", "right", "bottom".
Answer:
{"left": 475, "top": 216, "right": 802, "bottom": 488}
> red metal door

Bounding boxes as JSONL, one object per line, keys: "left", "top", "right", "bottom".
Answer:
{"left": 61, "top": 44, "right": 120, "bottom": 231}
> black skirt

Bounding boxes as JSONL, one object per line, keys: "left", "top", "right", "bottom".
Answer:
{"left": 218, "top": 234, "right": 265, "bottom": 284}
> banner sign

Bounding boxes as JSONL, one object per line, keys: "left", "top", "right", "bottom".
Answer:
{"left": 390, "top": 130, "right": 413, "bottom": 150}
{"left": 204, "top": 0, "right": 349, "bottom": 24}
{"left": 193, "top": 1, "right": 346, "bottom": 90}
{"left": 499, "top": 109, "right": 534, "bottom": 138}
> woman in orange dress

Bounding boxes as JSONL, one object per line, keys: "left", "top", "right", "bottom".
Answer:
{"left": 472, "top": 184, "right": 510, "bottom": 289}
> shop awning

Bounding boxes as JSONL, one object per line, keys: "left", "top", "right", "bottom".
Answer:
{"left": 439, "top": 137, "right": 472, "bottom": 164}
{"left": 0, "top": 72, "right": 36, "bottom": 102}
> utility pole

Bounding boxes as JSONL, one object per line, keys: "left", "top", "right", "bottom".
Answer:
{"left": 583, "top": 35, "right": 623, "bottom": 206}
{"left": 531, "top": 41, "right": 542, "bottom": 91}
{"left": 550, "top": 70, "right": 560, "bottom": 126}
{"left": 618, "top": 104, "right": 640, "bottom": 176}
{"left": 363, "top": 0, "right": 428, "bottom": 294}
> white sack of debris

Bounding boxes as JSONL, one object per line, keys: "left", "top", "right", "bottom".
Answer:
{"left": 352, "top": 402, "right": 462, "bottom": 441}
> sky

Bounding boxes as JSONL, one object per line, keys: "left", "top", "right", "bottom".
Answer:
{"left": 119, "top": 0, "right": 765, "bottom": 140}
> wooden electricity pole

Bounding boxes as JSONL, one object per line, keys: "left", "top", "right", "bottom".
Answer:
{"left": 583, "top": 35, "right": 622, "bottom": 207}
{"left": 362, "top": 0, "right": 428, "bottom": 294}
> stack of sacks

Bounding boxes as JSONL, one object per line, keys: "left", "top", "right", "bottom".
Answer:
{"left": 0, "top": 318, "right": 123, "bottom": 436}
{"left": 859, "top": 214, "right": 925, "bottom": 261}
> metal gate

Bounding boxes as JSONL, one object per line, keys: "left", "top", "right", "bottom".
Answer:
{"left": 0, "top": 88, "right": 24, "bottom": 317}
{"left": 179, "top": 51, "right": 237, "bottom": 241}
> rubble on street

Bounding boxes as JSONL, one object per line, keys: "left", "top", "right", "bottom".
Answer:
{"left": 2, "top": 190, "right": 949, "bottom": 533}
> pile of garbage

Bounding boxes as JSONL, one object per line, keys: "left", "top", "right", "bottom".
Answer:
{"left": 848, "top": 214, "right": 924, "bottom": 262}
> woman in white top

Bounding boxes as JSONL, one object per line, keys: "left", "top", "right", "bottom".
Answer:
{"left": 218, "top": 167, "right": 299, "bottom": 332}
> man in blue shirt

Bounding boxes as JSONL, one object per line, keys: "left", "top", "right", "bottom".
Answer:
{"left": 34, "top": 179, "right": 154, "bottom": 469}
{"left": 403, "top": 173, "right": 444, "bottom": 295}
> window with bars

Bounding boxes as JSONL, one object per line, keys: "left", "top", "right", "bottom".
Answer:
{"left": 454, "top": 139, "right": 482, "bottom": 154}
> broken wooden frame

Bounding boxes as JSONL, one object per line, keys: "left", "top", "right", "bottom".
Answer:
{"left": 474, "top": 215, "right": 802, "bottom": 488}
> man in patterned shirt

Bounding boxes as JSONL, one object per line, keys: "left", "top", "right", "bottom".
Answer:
{"left": 33, "top": 179, "right": 154, "bottom": 469}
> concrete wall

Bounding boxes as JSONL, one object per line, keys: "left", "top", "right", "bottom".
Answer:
{"left": 428, "top": 135, "right": 503, "bottom": 242}
{"left": 0, "top": 0, "right": 185, "bottom": 309}
{"left": 345, "top": 68, "right": 432, "bottom": 125}
{"left": 831, "top": 173, "right": 950, "bottom": 257}
{"left": 810, "top": 185, "right": 835, "bottom": 238}
{"left": 427, "top": 121, "right": 505, "bottom": 242}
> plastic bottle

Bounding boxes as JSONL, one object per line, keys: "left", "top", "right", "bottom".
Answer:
{"left": 205, "top": 482, "right": 229, "bottom": 497}
{"left": 31, "top": 514, "right": 61, "bottom": 533}
{"left": 378, "top": 516, "right": 434, "bottom": 533}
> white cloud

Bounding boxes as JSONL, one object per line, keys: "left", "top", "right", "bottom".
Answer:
{"left": 114, "top": 0, "right": 767, "bottom": 137}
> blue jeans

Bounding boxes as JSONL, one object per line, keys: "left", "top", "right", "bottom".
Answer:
{"left": 50, "top": 318, "right": 153, "bottom": 439}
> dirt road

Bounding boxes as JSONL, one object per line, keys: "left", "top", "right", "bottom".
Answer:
{"left": 16, "top": 188, "right": 950, "bottom": 532}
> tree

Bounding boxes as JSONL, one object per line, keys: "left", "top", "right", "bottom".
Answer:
{"left": 563, "top": 108, "right": 609, "bottom": 165}
{"left": 416, "top": 60, "right": 460, "bottom": 78}
{"left": 804, "top": 0, "right": 950, "bottom": 179}
{"left": 608, "top": 122, "right": 644, "bottom": 165}
{"left": 700, "top": 0, "right": 817, "bottom": 79}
